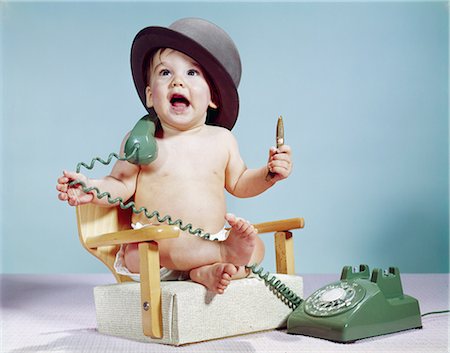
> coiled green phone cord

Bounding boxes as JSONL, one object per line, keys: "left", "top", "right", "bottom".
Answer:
{"left": 75, "top": 148, "right": 138, "bottom": 173}
{"left": 69, "top": 148, "right": 213, "bottom": 240}
{"left": 245, "top": 263, "right": 303, "bottom": 310}
{"left": 70, "top": 147, "right": 303, "bottom": 305}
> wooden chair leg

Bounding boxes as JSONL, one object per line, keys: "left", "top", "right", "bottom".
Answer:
{"left": 274, "top": 231, "right": 295, "bottom": 275}
{"left": 138, "top": 241, "right": 163, "bottom": 338}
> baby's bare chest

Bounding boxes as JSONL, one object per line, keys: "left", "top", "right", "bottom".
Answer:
{"left": 141, "top": 138, "right": 228, "bottom": 181}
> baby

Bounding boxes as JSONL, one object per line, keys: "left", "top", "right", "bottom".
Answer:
{"left": 56, "top": 18, "right": 292, "bottom": 294}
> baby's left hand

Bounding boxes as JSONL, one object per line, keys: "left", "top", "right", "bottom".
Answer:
{"left": 267, "top": 145, "right": 292, "bottom": 182}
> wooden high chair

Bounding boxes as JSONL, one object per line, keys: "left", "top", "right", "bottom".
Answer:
{"left": 76, "top": 203, "right": 304, "bottom": 345}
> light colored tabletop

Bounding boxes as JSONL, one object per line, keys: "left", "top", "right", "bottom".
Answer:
{"left": 2, "top": 273, "right": 449, "bottom": 353}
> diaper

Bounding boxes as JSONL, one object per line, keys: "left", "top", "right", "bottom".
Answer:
{"left": 113, "top": 222, "right": 229, "bottom": 282}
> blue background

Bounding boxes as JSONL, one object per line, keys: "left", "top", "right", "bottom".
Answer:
{"left": 1, "top": 1, "right": 448, "bottom": 274}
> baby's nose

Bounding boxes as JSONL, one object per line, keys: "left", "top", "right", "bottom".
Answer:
{"left": 171, "top": 75, "right": 185, "bottom": 87}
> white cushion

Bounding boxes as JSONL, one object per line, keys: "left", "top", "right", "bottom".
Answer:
{"left": 94, "top": 274, "right": 303, "bottom": 345}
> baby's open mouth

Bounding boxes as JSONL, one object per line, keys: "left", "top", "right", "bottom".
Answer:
{"left": 170, "top": 94, "right": 190, "bottom": 108}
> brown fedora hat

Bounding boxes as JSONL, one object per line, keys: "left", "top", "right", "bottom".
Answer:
{"left": 131, "top": 18, "right": 242, "bottom": 130}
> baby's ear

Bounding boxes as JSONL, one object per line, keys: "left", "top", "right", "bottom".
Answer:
{"left": 209, "top": 101, "right": 218, "bottom": 109}
{"left": 145, "top": 86, "right": 153, "bottom": 108}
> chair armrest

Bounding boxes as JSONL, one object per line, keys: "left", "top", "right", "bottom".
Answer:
{"left": 85, "top": 225, "right": 180, "bottom": 249}
{"left": 253, "top": 217, "right": 304, "bottom": 234}
{"left": 250, "top": 218, "right": 304, "bottom": 275}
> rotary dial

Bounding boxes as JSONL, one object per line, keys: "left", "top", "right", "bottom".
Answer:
{"left": 304, "top": 281, "right": 366, "bottom": 317}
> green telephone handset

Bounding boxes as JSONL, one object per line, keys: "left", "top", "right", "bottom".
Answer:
{"left": 124, "top": 115, "right": 158, "bottom": 165}
{"left": 286, "top": 264, "right": 422, "bottom": 343}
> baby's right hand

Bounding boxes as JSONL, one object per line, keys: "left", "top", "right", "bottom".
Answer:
{"left": 56, "top": 170, "right": 94, "bottom": 206}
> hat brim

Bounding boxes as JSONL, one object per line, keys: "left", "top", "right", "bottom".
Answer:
{"left": 131, "top": 26, "right": 239, "bottom": 130}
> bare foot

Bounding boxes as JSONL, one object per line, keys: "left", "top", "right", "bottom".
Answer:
{"left": 189, "top": 263, "right": 238, "bottom": 294}
{"left": 220, "top": 213, "right": 258, "bottom": 266}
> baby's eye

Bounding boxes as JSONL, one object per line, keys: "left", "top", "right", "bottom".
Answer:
{"left": 159, "top": 69, "right": 170, "bottom": 76}
{"left": 187, "top": 69, "right": 200, "bottom": 76}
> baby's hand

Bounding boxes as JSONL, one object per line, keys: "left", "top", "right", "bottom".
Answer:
{"left": 56, "top": 170, "right": 94, "bottom": 206}
{"left": 267, "top": 145, "right": 292, "bottom": 182}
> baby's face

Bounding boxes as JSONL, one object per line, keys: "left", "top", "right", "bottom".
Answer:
{"left": 145, "top": 49, "right": 217, "bottom": 131}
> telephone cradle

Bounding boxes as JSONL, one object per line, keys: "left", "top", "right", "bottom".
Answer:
{"left": 287, "top": 264, "right": 422, "bottom": 343}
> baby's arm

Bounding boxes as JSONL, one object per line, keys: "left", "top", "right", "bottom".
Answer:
{"left": 56, "top": 133, "right": 140, "bottom": 207}
{"left": 225, "top": 133, "right": 292, "bottom": 198}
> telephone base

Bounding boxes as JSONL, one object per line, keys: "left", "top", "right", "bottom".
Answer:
{"left": 287, "top": 310, "right": 422, "bottom": 343}
{"left": 286, "top": 265, "right": 422, "bottom": 343}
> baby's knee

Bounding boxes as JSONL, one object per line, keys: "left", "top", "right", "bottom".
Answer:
{"left": 123, "top": 243, "right": 140, "bottom": 273}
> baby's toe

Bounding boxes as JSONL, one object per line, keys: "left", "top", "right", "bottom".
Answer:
{"left": 244, "top": 224, "right": 256, "bottom": 237}
{"left": 235, "top": 219, "right": 249, "bottom": 234}
{"left": 224, "top": 264, "right": 238, "bottom": 277}
{"left": 218, "top": 282, "right": 228, "bottom": 289}
{"left": 220, "top": 278, "right": 230, "bottom": 286}
{"left": 239, "top": 222, "right": 252, "bottom": 235}
{"left": 222, "top": 272, "right": 231, "bottom": 281}
{"left": 225, "top": 213, "right": 237, "bottom": 225}
{"left": 231, "top": 220, "right": 242, "bottom": 232}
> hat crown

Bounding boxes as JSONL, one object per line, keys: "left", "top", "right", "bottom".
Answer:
{"left": 169, "top": 18, "right": 241, "bottom": 88}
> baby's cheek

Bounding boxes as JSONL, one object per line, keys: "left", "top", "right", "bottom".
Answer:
{"left": 151, "top": 91, "right": 164, "bottom": 103}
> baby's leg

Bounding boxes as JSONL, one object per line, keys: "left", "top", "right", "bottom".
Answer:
{"left": 123, "top": 214, "right": 264, "bottom": 273}
{"left": 189, "top": 263, "right": 238, "bottom": 294}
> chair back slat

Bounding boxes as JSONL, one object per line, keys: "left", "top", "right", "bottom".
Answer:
{"left": 76, "top": 204, "right": 134, "bottom": 283}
